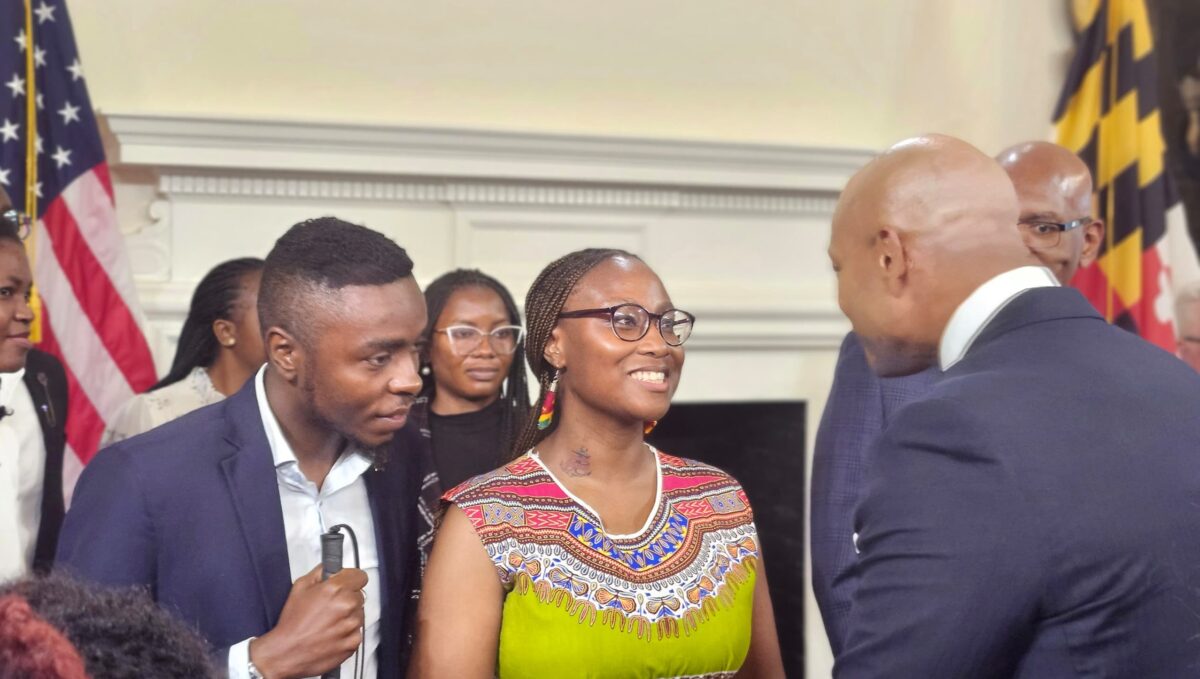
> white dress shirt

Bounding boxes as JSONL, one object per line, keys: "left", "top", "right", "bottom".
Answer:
{"left": 0, "top": 369, "right": 46, "bottom": 582}
{"left": 228, "top": 367, "right": 381, "bottom": 679}
{"left": 939, "top": 266, "right": 1060, "bottom": 371}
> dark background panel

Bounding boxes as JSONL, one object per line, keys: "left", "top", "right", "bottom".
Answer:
{"left": 649, "top": 400, "right": 807, "bottom": 679}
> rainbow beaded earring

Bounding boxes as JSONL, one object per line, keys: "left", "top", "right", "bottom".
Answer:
{"left": 537, "top": 370, "right": 560, "bottom": 431}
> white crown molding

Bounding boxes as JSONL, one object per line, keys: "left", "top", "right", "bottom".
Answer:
{"left": 104, "top": 113, "right": 875, "bottom": 193}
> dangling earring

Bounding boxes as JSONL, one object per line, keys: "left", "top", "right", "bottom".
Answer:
{"left": 643, "top": 420, "right": 658, "bottom": 436}
{"left": 537, "top": 370, "right": 559, "bottom": 431}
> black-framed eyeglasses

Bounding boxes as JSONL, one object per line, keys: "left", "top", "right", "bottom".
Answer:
{"left": 1018, "top": 216, "right": 1090, "bottom": 250}
{"left": 557, "top": 303, "right": 695, "bottom": 346}
{"left": 1, "top": 209, "right": 31, "bottom": 241}
{"left": 435, "top": 325, "right": 524, "bottom": 356}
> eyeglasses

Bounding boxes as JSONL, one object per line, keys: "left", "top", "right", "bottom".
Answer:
{"left": 557, "top": 303, "right": 695, "bottom": 346}
{"left": 1018, "top": 216, "right": 1090, "bottom": 250}
{"left": 1, "top": 209, "right": 31, "bottom": 240}
{"left": 435, "top": 325, "right": 524, "bottom": 355}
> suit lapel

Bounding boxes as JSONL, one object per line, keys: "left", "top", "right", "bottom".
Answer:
{"left": 22, "top": 353, "right": 63, "bottom": 452}
{"left": 218, "top": 382, "right": 292, "bottom": 629}
{"left": 364, "top": 430, "right": 423, "bottom": 679}
{"left": 22, "top": 350, "right": 66, "bottom": 573}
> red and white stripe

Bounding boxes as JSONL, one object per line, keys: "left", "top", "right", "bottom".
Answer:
{"left": 32, "top": 163, "right": 156, "bottom": 502}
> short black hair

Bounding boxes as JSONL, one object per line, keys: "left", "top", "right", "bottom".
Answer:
{"left": 258, "top": 217, "right": 415, "bottom": 343}
{"left": 0, "top": 575, "right": 216, "bottom": 678}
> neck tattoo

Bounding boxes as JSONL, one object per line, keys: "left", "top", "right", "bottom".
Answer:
{"left": 560, "top": 446, "right": 592, "bottom": 477}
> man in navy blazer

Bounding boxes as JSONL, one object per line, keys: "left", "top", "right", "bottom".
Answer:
{"left": 58, "top": 218, "right": 438, "bottom": 679}
{"left": 810, "top": 334, "right": 936, "bottom": 653}
{"left": 827, "top": 135, "right": 1200, "bottom": 676}
{"left": 811, "top": 141, "right": 1105, "bottom": 653}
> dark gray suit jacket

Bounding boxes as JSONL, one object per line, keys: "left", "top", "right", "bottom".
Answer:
{"left": 811, "top": 333, "right": 937, "bottom": 653}
{"left": 23, "top": 348, "right": 68, "bottom": 574}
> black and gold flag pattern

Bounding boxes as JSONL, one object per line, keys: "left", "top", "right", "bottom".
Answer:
{"left": 1054, "top": 0, "right": 1178, "bottom": 351}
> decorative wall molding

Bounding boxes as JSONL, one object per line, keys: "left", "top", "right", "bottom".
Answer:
{"left": 107, "top": 113, "right": 858, "bottom": 357}
{"left": 105, "top": 113, "right": 876, "bottom": 192}
{"left": 152, "top": 174, "right": 838, "bottom": 214}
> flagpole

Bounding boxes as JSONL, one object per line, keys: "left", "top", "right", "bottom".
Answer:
{"left": 21, "top": 0, "right": 44, "bottom": 345}
{"left": 22, "top": 0, "right": 42, "bottom": 344}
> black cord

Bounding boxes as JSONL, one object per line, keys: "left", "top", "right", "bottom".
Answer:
{"left": 327, "top": 524, "right": 363, "bottom": 679}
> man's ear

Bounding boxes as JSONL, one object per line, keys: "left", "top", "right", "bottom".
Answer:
{"left": 543, "top": 326, "right": 565, "bottom": 371}
{"left": 1079, "top": 218, "right": 1105, "bottom": 268}
{"left": 265, "top": 326, "right": 302, "bottom": 384}
{"left": 874, "top": 227, "right": 910, "bottom": 296}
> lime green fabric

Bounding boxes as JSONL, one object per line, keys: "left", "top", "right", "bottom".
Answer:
{"left": 496, "top": 566, "right": 756, "bottom": 679}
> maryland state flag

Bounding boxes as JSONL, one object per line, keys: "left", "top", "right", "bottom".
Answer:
{"left": 1053, "top": 0, "right": 1187, "bottom": 352}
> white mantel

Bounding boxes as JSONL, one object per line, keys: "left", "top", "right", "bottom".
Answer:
{"left": 104, "top": 112, "right": 868, "bottom": 676}
{"left": 107, "top": 113, "right": 871, "bottom": 191}
{"left": 105, "top": 114, "right": 867, "bottom": 360}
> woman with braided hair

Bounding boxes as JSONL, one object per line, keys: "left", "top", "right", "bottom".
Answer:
{"left": 412, "top": 268, "right": 530, "bottom": 489}
{"left": 411, "top": 249, "right": 784, "bottom": 678}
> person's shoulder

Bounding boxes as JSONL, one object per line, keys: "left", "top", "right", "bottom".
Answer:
{"left": 102, "top": 396, "right": 235, "bottom": 468}
{"left": 23, "top": 348, "right": 64, "bottom": 375}
{"left": 656, "top": 450, "right": 750, "bottom": 496}
{"left": 442, "top": 453, "right": 545, "bottom": 506}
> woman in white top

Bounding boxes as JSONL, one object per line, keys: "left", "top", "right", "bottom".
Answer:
{"left": 101, "top": 258, "right": 266, "bottom": 446}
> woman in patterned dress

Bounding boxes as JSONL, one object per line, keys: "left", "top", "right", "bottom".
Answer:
{"left": 410, "top": 249, "right": 784, "bottom": 678}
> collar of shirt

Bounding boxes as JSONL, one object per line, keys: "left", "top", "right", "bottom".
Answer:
{"left": 0, "top": 368, "right": 25, "bottom": 407}
{"left": 939, "top": 266, "right": 1059, "bottom": 371}
{"left": 252, "top": 366, "right": 372, "bottom": 497}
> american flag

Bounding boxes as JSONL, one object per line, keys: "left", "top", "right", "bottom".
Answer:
{"left": 1, "top": 0, "right": 156, "bottom": 497}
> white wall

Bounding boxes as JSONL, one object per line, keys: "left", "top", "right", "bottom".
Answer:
{"left": 75, "top": 1, "right": 1073, "bottom": 151}
{"left": 71, "top": 2, "right": 1078, "bottom": 676}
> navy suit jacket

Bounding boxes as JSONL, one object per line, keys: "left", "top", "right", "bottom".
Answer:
{"left": 56, "top": 379, "right": 429, "bottom": 678}
{"left": 836, "top": 287, "right": 1200, "bottom": 677}
{"left": 811, "top": 332, "right": 938, "bottom": 653}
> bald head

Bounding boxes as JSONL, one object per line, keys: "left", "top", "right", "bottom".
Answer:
{"left": 996, "top": 141, "right": 1102, "bottom": 284}
{"left": 830, "top": 134, "right": 1035, "bottom": 376}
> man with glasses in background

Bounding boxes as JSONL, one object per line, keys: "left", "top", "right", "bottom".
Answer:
{"left": 0, "top": 187, "right": 70, "bottom": 582}
{"left": 812, "top": 140, "right": 1104, "bottom": 654}
{"left": 1175, "top": 281, "right": 1200, "bottom": 373}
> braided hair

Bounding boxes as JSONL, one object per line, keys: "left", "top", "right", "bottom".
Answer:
{"left": 508, "top": 248, "right": 638, "bottom": 459}
{"left": 420, "top": 269, "right": 531, "bottom": 452}
{"left": 152, "top": 257, "right": 264, "bottom": 391}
